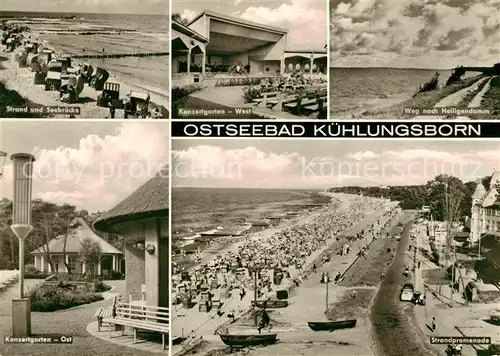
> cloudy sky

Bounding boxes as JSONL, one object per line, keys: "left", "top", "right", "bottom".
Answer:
{"left": 172, "top": 140, "right": 500, "bottom": 189}
{"left": 331, "top": 0, "right": 500, "bottom": 69}
{"left": 174, "top": 0, "right": 327, "bottom": 48}
{"left": 0, "top": 121, "right": 169, "bottom": 213}
{"left": 2, "top": 0, "right": 167, "bottom": 15}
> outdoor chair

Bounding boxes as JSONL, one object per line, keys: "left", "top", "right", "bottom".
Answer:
{"left": 48, "top": 60, "right": 62, "bottom": 73}
{"left": 124, "top": 91, "right": 150, "bottom": 118}
{"left": 91, "top": 67, "right": 109, "bottom": 91}
{"left": 45, "top": 71, "right": 61, "bottom": 91}
{"left": 97, "top": 82, "right": 121, "bottom": 108}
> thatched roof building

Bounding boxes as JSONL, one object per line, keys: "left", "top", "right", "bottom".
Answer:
{"left": 94, "top": 169, "right": 169, "bottom": 233}
{"left": 31, "top": 218, "right": 122, "bottom": 275}
{"left": 93, "top": 168, "right": 169, "bottom": 307}
{"left": 31, "top": 218, "right": 121, "bottom": 255}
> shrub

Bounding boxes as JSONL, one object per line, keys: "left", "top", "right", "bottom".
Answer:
{"left": 24, "top": 264, "right": 50, "bottom": 279}
{"left": 171, "top": 84, "right": 204, "bottom": 102}
{"left": 105, "top": 270, "right": 124, "bottom": 280}
{"left": 446, "top": 66, "right": 467, "bottom": 86}
{"left": 242, "top": 85, "right": 262, "bottom": 103}
{"left": 415, "top": 72, "right": 440, "bottom": 96}
{"left": 94, "top": 281, "right": 112, "bottom": 292}
{"left": 29, "top": 285, "right": 104, "bottom": 312}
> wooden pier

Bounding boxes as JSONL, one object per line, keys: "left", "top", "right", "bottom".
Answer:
{"left": 72, "top": 52, "right": 169, "bottom": 59}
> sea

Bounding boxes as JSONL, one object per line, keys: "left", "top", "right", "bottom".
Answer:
{"left": 329, "top": 67, "right": 483, "bottom": 117}
{"left": 1, "top": 11, "right": 169, "bottom": 102}
{"left": 172, "top": 188, "right": 332, "bottom": 248}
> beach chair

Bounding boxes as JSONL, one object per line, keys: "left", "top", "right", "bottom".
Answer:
{"left": 39, "top": 50, "right": 52, "bottom": 64}
{"left": 34, "top": 71, "right": 46, "bottom": 85}
{"left": 55, "top": 58, "right": 69, "bottom": 73}
{"left": 61, "top": 54, "right": 71, "bottom": 68}
{"left": 124, "top": 91, "right": 150, "bottom": 118}
{"left": 60, "top": 76, "right": 78, "bottom": 103}
{"left": 91, "top": 67, "right": 109, "bottom": 91}
{"left": 28, "top": 54, "right": 40, "bottom": 72}
{"left": 48, "top": 60, "right": 62, "bottom": 73}
{"left": 45, "top": 72, "right": 61, "bottom": 91}
{"left": 16, "top": 50, "right": 28, "bottom": 68}
{"left": 82, "top": 63, "right": 93, "bottom": 82}
{"left": 97, "top": 82, "right": 121, "bottom": 108}
{"left": 5, "top": 38, "right": 14, "bottom": 52}
{"left": 75, "top": 75, "right": 85, "bottom": 98}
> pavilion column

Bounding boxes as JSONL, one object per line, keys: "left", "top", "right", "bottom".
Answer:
{"left": 310, "top": 55, "right": 314, "bottom": 75}
{"left": 82, "top": 261, "right": 86, "bottom": 274}
{"left": 48, "top": 259, "right": 52, "bottom": 273}
{"left": 112, "top": 255, "right": 116, "bottom": 271}
{"left": 97, "top": 259, "right": 102, "bottom": 275}
{"left": 202, "top": 52, "right": 206, "bottom": 77}
{"left": 187, "top": 48, "right": 191, "bottom": 75}
{"left": 280, "top": 54, "right": 285, "bottom": 75}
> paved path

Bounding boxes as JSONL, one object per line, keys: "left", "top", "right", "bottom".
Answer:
{"left": 468, "top": 76, "right": 495, "bottom": 108}
{"left": 411, "top": 223, "right": 499, "bottom": 356}
{"left": 0, "top": 280, "right": 162, "bottom": 356}
{"left": 415, "top": 76, "right": 491, "bottom": 120}
{"left": 371, "top": 215, "right": 441, "bottom": 356}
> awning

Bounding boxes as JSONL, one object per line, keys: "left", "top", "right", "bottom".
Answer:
{"left": 284, "top": 52, "right": 327, "bottom": 59}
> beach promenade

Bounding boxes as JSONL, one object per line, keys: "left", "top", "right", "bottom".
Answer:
{"left": 409, "top": 222, "right": 500, "bottom": 356}
{"left": 172, "top": 194, "right": 402, "bottom": 356}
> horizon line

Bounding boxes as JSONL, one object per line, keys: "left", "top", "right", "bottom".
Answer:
{"left": 330, "top": 66, "right": 453, "bottom": 71}
{"left": 1, "top": 10, "right": 167, "bottom": 16}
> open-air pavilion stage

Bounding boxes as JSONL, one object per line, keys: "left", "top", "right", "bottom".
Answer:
{"left": 172, "top": 10, "right": 327, "bottom": 118}
{"left": 172, "top": 10, "right": 327, "bottom": 87}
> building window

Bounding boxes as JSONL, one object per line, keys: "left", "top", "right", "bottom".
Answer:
{"left": 68, "top": 256, "right": 77, "bottom": 272}
{"left": 265, "top": 68, "right": 269, "bottom": 72}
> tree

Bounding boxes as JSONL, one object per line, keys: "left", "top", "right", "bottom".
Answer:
{"left": 57, "top": 204, "right": 78, "bottom": 274}
{"left": 0, "top": 199, "right": 16, "bottom": 268}
{"left": 30, "top": 199, "right": 62, "bottom": 273}
{"left": 79, "top": 237, "right": 102, "bottom": 278}
{"left": 493, "top": 63, "right": 500, "bottom": 76}
{"left": 172, "top": 13, "right": 189, "bottom": 25}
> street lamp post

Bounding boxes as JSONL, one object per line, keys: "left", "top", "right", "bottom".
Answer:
{"left": 10, "top": 153, "right": 35, "bottom": 337}
{"left": 249, "top": 262, "right": 264, "bottom": 326}
{"left": 324, "top": 273, "right": 330, "bottom": 313}
{"left": 0, "top": 151, "right": 7, "bottom": 201}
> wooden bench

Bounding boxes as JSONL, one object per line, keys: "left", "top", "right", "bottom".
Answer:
{"left": 255, "top": 91, "right": 280, "bottom": 107}
{"left": 93, "top": 296, "right": 117, "bottom": 332}
{"left": 103, "top": 301, "right": 169, "bottom": 350}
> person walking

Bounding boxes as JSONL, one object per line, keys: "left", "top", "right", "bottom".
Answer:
{"left": 432, "top": 317, "right": 436, "bottom": 332}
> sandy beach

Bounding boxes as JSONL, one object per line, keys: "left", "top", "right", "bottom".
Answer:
{"left": 174, "top": 194, "right": 341, "bottom": 273}
{"left": 171, "top": 193, "right": 403, "bottom": 356}
{"left": 0, "top": 18, "right": 169, "bottom": 118}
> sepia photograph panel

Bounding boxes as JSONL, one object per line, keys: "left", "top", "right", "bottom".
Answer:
{"left": 170, "top": 139, "right": 500, "bottom": 356}
{"left": 0, "top": 121, "right": 169, "bottom": 355}
{"left": 0, "top": 0, "right": 169, "bottom": 119}
{"left": 330, "top": 0, "right": 500, "bottom": 120}
{"left": 171, "top": 0, "right": 327, "bottom": 120}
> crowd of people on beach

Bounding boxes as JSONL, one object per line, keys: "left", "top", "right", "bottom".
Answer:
{"left": 172, "top": 195, "right": 400, "bottom": 316}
